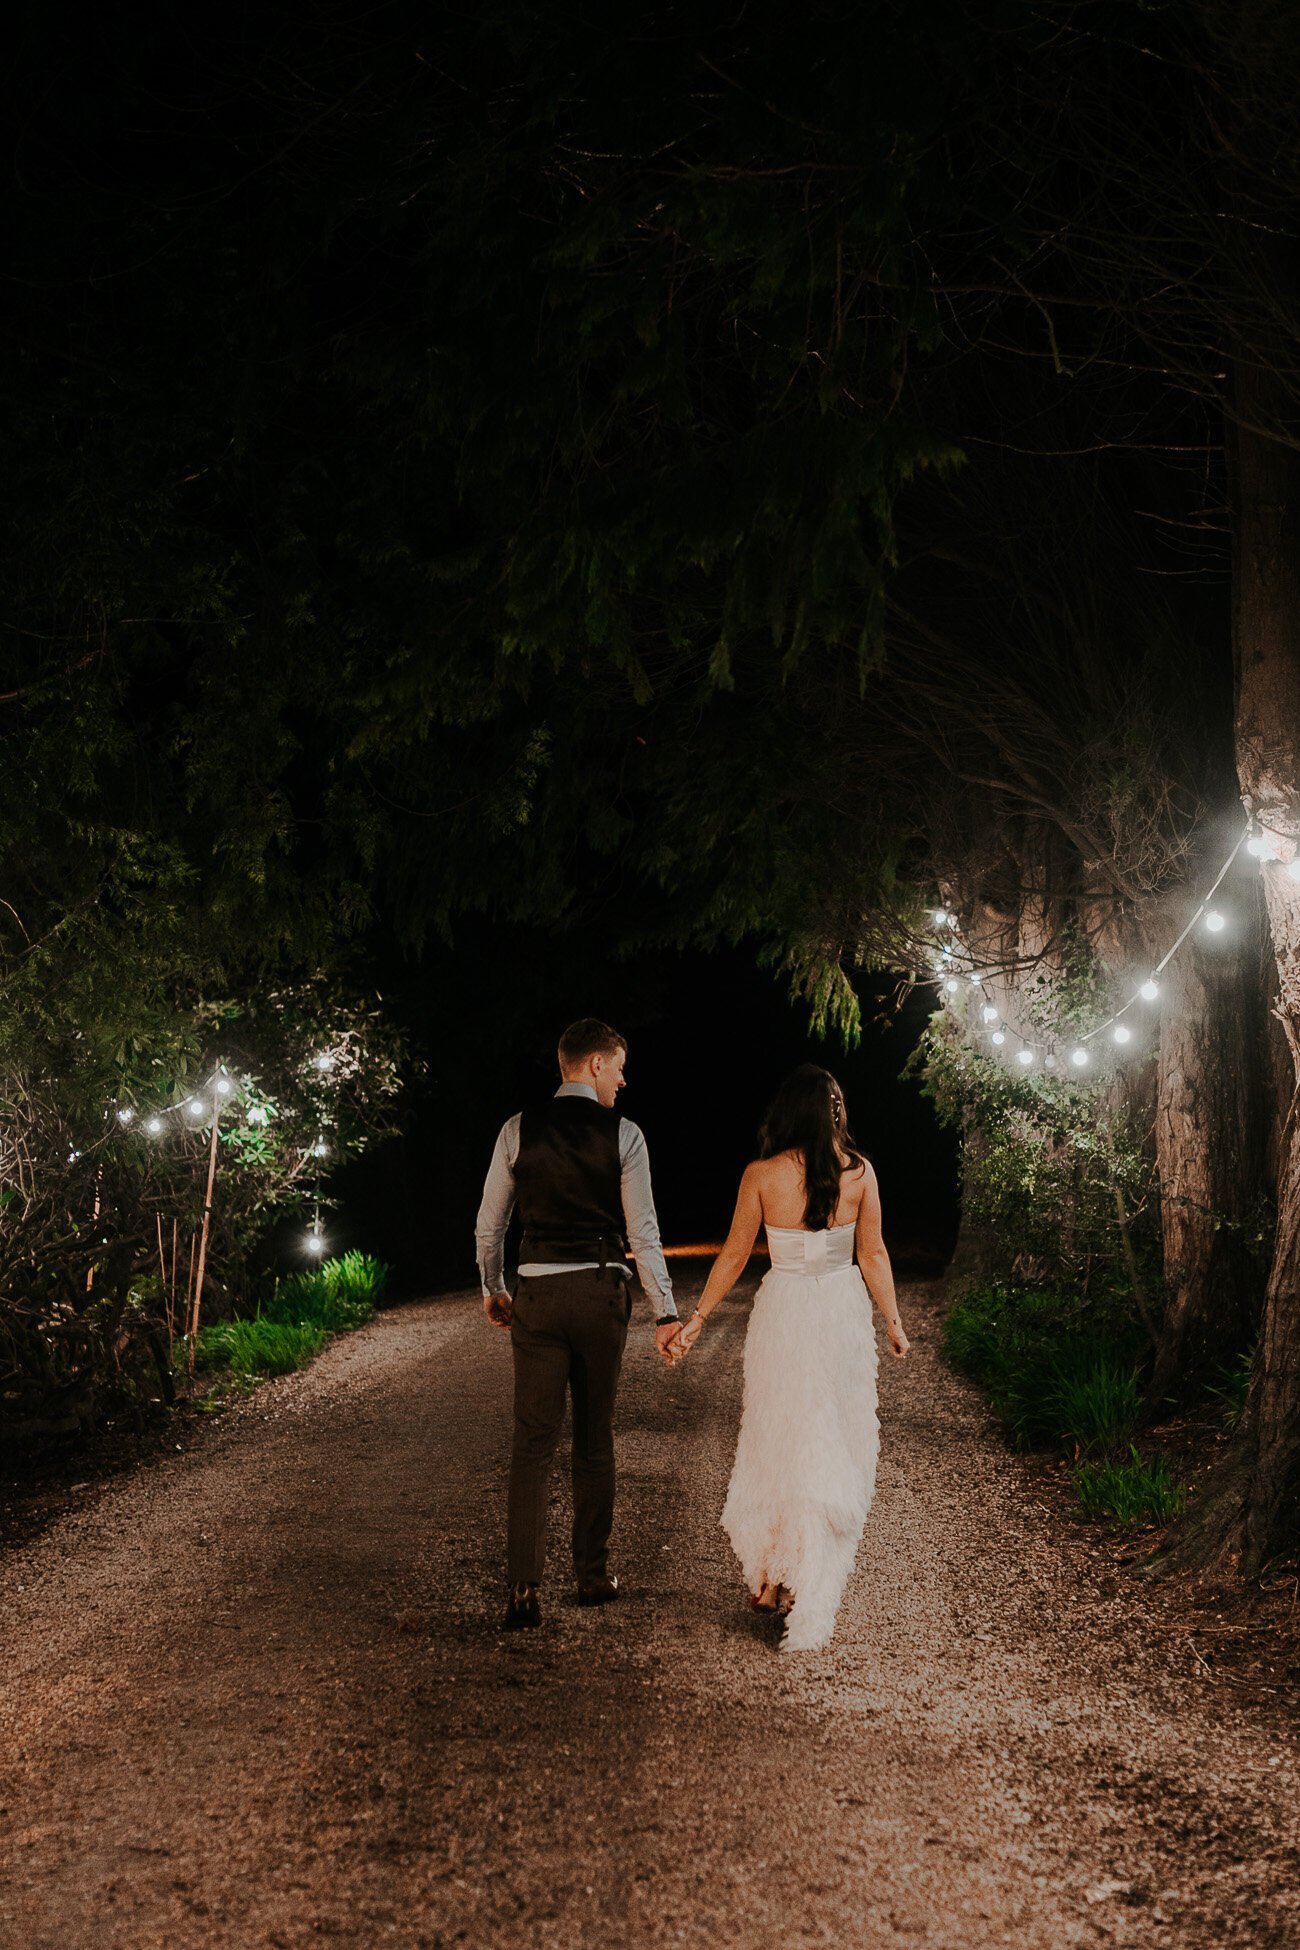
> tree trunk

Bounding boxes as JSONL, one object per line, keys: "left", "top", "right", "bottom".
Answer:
{"left": 1148, "top": 894, "right": 1268, "bottom": 1401}
{"left": 1169, "top": 365, "right": 1300, "bottom": 1574}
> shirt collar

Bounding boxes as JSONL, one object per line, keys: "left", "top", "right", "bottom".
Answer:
{"left": 555, "top": 1082, "right": 598, "bottom": 1102}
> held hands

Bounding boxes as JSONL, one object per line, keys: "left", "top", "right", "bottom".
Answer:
{"left": 655, "top": 1313, "right": 703, "bottom": 1367}
{"left": 655, "top": 1320, "right": 684, "bottom": 1367}
{"left": 674, "top": 1313, "right": 704, "bottom": 1360}
{"left": 484, "top": 1292, "right": 513, "bottom": 1332}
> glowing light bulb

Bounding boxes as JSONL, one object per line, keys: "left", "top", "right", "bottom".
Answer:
{"left": 313, "top": 1052, "right": 335, "bottom": 1073}
{"left": 215, "top": 1077, "right": 233, "bottom": 1098}
{"left": 933, "top": 909, "right": 949, "bottom": 927}
{"left": 1140, "top": 979, "right": 1159, "bottom": 1001}
{"left": 68, "top": 1148, "right": 80, "bottom": 1162}
{"left": 991, "top": 1030, "right": 1007, "bottom": 1047}
{"left": 981, "top": 1006, "right": 999, "bottom": 1025}
{"left": 187, "top": 1098, "right": 207, "bottom": 1119}
{"left": 944, "top": 978, "right": 960, "bottom": 994}
{"left": 969, "top": 971, "right": 983, "bottom": 986}
{"left": 305, "top": 1230, "right": 325, "bottom": 1255}
{"left": 145, "top": 1117, "right": 163, "bottom": 1136}
{"left": 1016, "top": 1048, "right": 1033, "bottom": 1067}
{"left": 1113, "top": 1024, "right": 1132, "bottom": 1045}
{"left": 116, "top": 1106, "right": 134, "bottom": 1125}
{"left": 1044, "top": 1053, "right": 1057, "bottom": 1070}
{"left": 1070, "top": 1047, "right": 1089, "bottom": 1068}
{"left": 311, "top": 1140, "right": 329, "bottom": 1158}
{"left": 1204, "top": 909, "right": 1226, "bottom": 933}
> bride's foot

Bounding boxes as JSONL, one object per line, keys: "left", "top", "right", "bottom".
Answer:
{"left": 751, "top": 1579, "right": 795, "bottom": 1614}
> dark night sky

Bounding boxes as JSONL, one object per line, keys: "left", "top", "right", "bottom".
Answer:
{"left": 329, "top": 923, "right": 960, "bottom": 1295}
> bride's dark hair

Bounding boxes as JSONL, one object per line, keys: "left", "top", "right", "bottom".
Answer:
{"left": 759, "top": 1064, "right": 865, "bottom": 1230}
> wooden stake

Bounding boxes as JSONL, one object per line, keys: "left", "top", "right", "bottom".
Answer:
{"left": 188, "top": 1100, "right": 222, "bottom": 1357}
{"left": 185, "top": 1234, "right": 197, "bottom": 1373}
{"left": 157, "top": 1214, "right": 173, "bottom": 1358}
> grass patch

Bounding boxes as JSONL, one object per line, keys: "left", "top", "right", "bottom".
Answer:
{"left": 1204, "top": 1344, "right": 1255, "bottom": 1432}
{"left": 1046, "top": 1348, "right": 1140, "bottom": 1454}
{"left": 194, "top": 1317, "right": 328, "bottom": 1377}
{"left": 1074, "top": 1447, "right": 1187, "bottom": 1525}
{"left": 262, "top": 1250, "right": 390, "bottom": 1333}
{"left": 942, "top": 1281, "right": 1140, "bottom": 1451}
{"left": 942, "top": 1279, "right": 1185, "bottom": 1522}
{"left": 192, "top": 1251, "right": 389, "bottom": 1380}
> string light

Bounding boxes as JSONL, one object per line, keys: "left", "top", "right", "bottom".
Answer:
{"left": 313, "top": 1053, "right": 335, "bottom": 1074}
{"left": 944, "top": 977, "right": 960, "bottom": 994}
{"left": 116, "top": 1107, "right": 134, "bottom": 1125}
{"left": 930, "top": 819, "right": 1262, "bottom": 1075}
{"left": 305, "top": 1230, "right": 326, "bottom": 1255}
{"left": 214, "top": 1077, "right": 233, "bottom": 1098}
{"left": 145, "top": 1117, "right": 163, "bottom": 1137}
{"left": 186, "top": 1098, "right": 208, "bottom": 1120}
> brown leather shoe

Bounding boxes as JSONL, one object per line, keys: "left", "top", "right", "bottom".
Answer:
{"left": 576, "top": 1574, "right": 621, "bottom": 1607}
{"left": 502, "top": 1583, "right": 541, "bottom": 1629}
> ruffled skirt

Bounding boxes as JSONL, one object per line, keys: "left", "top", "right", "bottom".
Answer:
{"left": 720, "top": 1265, "right": 879, "bottom": 1651}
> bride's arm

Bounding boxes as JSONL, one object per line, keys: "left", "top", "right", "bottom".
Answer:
{"left": 855, "top": 1163, "right": 909, "bottom": 1357}
{"left": 678, "top": 1165, "right": 763, "bottom": 1348}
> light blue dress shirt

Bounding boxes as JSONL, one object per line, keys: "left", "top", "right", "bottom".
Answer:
{"left": 475, "top": 1083, "right": 677, "bottom": 1318}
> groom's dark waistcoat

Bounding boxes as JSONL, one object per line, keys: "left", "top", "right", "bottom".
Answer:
{"left": 514, "top": 1096, "right": 630, "bottom": 1270}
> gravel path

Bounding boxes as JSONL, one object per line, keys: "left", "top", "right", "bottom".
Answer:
{"left": 2, "top": 1277, "right": 1297, "bottom": 1950}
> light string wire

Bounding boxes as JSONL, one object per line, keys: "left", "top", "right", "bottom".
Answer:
{"left": 931, "top": 817, "right": 1258, "bottom": 1072}
{"left": 97, "top": 1055, "right": 336, "bottom": 1254}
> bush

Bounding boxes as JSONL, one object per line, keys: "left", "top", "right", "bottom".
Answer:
{"left": 191, "top": 1251, "right": 387, "bottom": 1381}
{"left": 1046, "top": 1348, "right": 1140, "bottom": 1454}
{"left": 1205, "top": 1344, "right": 1255, "bottom": 1432}
{"left": 942, "top": 1281, "right": 1141, "bottom": 1451}
{"left": 194, "top": 1318, "right": 327, "bottom": 1377}
{"left": 1074, "top": 1448, "right": 1187, "bottom": 1525}
{"left": 263, "top": 1251, "right": 390, "bottom": 1332}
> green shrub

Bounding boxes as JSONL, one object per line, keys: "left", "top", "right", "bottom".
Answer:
{"left": 1205, "top": 1344, "right": 1255, "bottom": 1432}
{"left": 1046, "top": 1348, "right": 1140, "bottom": 1454}
{"left": 1074, "top": 1447, "right": 1187, "bottom": 1524}
{"left": 943, "top": 1281, "right": 1142, "bottom": 1451}
{"left": 263, "top": 1250, "right": 390, "bottom": 1332}
{"left": 194, "top": 1317, "right": 327, "bottom": 1377}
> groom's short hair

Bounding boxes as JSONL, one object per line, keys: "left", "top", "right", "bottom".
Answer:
{"left": 558, "top": 1018, "right": 627, "bottom": 1072}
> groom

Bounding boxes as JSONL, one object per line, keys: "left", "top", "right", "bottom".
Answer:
{"left": 476, "top": 1018, "right": 681, "bottom": 1630}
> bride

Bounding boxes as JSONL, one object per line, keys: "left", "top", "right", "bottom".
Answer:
{"left": 676, "top": 1064, "right": 909, "bottom": 1652}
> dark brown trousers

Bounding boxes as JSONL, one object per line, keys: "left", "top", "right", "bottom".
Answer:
{"left": 507, "top": 1268, "right": 631, "bottom": 1587}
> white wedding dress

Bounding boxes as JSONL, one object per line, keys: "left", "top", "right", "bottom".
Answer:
{"left": 720, "top": 1222, "right": 880, "bottom": 1652}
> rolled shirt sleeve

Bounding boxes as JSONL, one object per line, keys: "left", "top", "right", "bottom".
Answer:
{"left": 619, "top": 1120, "right": 677, "bottom": 1318}
{"left": 475, "top": 1115, "right": 521, "bottom": 1296}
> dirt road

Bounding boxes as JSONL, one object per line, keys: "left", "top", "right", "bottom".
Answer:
{"left": 2, "top": 1278, "right": 1297, "bottom": 1949}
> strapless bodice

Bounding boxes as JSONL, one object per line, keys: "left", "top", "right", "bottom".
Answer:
{"left": 764, "top": 1222, "right": 856, "bottom": 1277}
